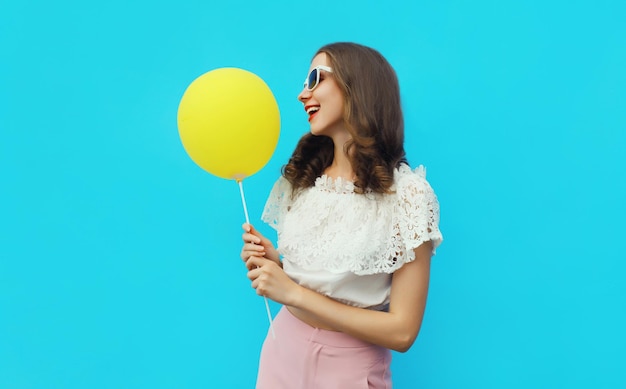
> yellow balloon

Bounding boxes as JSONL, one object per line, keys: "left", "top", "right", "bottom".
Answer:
{"left": 177, "top": 68, "right": 280, "bottom": 180}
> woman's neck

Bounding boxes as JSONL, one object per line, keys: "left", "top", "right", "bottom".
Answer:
{"left": 324, "top": 138, "right": 355, "bottom": 180}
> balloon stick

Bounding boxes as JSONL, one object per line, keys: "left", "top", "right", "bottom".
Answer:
{"left": 237, "top": 179, "right": 276, "bottom": 339}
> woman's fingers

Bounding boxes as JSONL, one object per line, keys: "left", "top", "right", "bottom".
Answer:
{"left": 246, "top": 257, "right": 271, "bottom": 296}
{"left": 242, "top": 232, "right": 260, "bottom": 244}
{"left": 240, "top": 241, "right": 265, "bottom": 261}
{"left": 240, "top": 223, "right": 273, "bottom": 262}
{"left": 242, "top": 223, "right": 270, "bottom": 245}
{"left": 247, "top": 258, "right": 268, "bottom": 295}
{"left": 245, "top": 256, "right": 265, "bottom": 270}
{"left": 242, "top": 223, "right": 260, "bottom": 240}
{"left": 245, "top": 258, "right": 295, "bottom": 303}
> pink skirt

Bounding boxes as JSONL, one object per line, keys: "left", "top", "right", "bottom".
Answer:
{"left": 256, "top": 307, "right": 392, "bottom": 389}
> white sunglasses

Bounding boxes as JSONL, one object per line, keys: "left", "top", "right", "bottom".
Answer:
{"left": 303, "top": 65, "right": 333, "bottom": 91}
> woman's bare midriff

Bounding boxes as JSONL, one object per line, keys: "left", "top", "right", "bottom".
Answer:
{"left": 287, "top": 306, "right": 338, "bottom": 331}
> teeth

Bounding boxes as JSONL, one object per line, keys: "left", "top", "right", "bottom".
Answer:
{"left": 307, "top": 107, "right": 320, "bottom": 115}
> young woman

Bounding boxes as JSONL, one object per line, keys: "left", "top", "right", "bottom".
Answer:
{"left": 240, "top": 42, "right": 443, "bottom": 388}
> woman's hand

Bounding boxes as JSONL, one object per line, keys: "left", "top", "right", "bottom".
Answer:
{"left": 240, "top": 223, "right": 298, "bottom": 304}
{"left": 240, "top": 223, "right": 281, "bottom": 267}
{"left": 245, "top": 256, "right": 301, "bottom": 306}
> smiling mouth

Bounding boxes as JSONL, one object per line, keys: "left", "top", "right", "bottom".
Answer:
{"left": 307, "top": 106, "right": 319, "bottom": 121}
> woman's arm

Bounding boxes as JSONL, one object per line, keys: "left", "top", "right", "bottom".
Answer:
{"left": 245, "top": 237, "right": 433, "bottom": 353}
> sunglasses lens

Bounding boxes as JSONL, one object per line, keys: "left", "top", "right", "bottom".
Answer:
{"left": 307, "top": 68, "right": 318, "bottom": 90}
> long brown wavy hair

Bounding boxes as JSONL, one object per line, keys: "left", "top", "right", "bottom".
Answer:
{"left": 283, "top": 42, "right": 407, "bottom": 194}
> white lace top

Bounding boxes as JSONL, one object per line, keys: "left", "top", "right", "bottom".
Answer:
{"left": 261, "top": 164, "right": 443, "bottom": 310}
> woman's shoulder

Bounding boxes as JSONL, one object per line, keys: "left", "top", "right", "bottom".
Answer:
{"left": 392, "top": 163, "right": 433, "bottom": 193}
{"left": 261, "top": 175, "right": 293, "bottom": 229}
{"left": 267, "top": 175, "right": 294, "bottom": 197}
{"left": 391, "top": 163, "right": 443, "bottom": 255}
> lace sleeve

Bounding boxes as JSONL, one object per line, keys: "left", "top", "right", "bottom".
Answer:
{"left": 394, "top": 166, "right": 443, "bottom": 260}
{"left": 261, "top": 176, "right": 292, "bottom": 231}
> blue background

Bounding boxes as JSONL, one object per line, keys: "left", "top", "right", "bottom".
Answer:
{"left": 1, "top": 1, "right": 625, "bottom": 388}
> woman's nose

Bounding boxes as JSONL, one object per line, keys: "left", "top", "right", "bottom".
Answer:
{"left": 298, "top": 87, "right": 311, "bottom": 102}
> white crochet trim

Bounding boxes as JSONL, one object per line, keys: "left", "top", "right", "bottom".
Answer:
{"left": 261, "top": 164, "right": 442, "bottom": 275}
